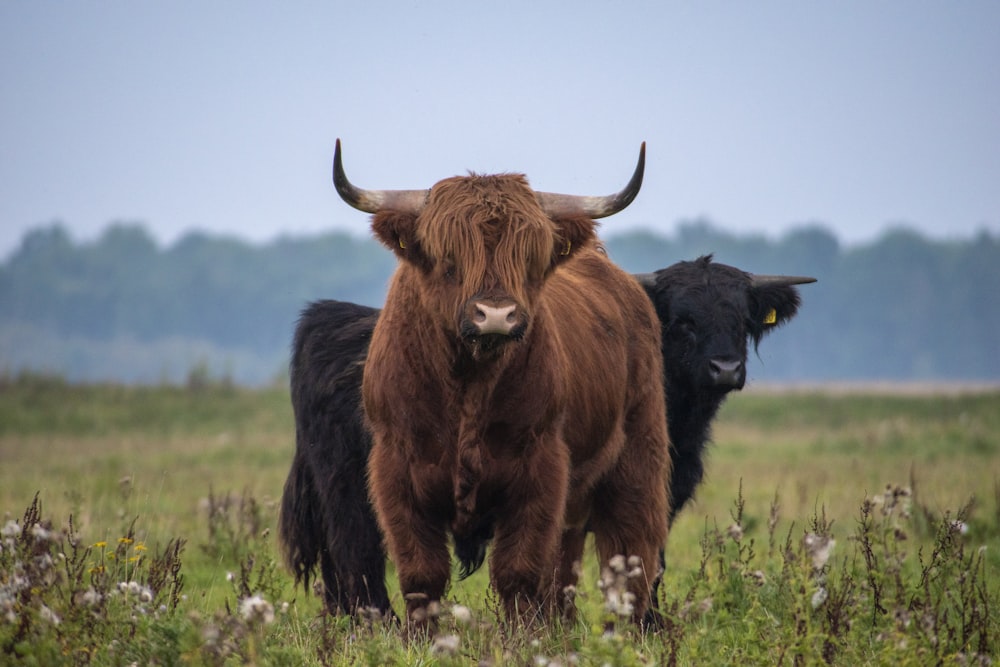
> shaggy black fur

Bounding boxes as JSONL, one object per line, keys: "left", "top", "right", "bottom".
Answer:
{"left": 278, "top": 301, "right": 390, "bottom": 614}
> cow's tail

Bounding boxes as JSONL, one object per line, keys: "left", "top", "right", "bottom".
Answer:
{"left": 278, "top": 447, "right": 320, "bottom": 588}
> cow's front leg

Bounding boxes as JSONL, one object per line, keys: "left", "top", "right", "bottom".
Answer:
{"left": 556, "top": 526, "right": 587, "bottom": 622}
{"left": 367, "top": 442, "right": 450, "bottom": 634}
{"left": 489, "top": 436, "right": 569, "bottom": 625}
{"left": 589, "top": 384, "right": 670, "bottom": 627}
{"left": 590, "top": 482, "right": 667, "bottom": 626}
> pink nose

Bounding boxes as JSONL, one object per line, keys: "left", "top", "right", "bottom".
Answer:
{"left": 472, "top": 302, "right": 518, "bottom": 335}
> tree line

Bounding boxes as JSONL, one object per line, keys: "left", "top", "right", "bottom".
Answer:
{"left": 1, "top": 221, "right": 997, "bottom": 384}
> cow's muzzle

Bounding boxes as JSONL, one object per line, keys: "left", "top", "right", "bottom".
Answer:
{"left": 708, "top": 358, "right": 746, "bottom": 389}
{"left": 473, "top": 303, "right": 517, "bottom": 336}
{"left": 460, "top": 299, "right": 527, "bottom": 343}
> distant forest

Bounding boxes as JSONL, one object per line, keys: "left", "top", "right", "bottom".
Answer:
{"left": 1, "top": 221, "right": 998, "bottom": 384}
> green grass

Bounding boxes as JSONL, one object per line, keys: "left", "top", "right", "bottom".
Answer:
{"left": 2, "top": 375, "right": 998, "bottom": 664}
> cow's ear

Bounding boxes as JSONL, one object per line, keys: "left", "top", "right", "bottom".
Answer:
{"left": 551, "top": 215, "right": 596, "bottom": 266}
{"left": 372, "top": 211, "right": 432, "bottom": 272}
{"left": 748, "top": 284, "right": 802, "bottom": 346}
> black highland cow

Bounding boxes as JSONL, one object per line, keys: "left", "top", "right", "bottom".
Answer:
{"left": 636, "top": 256, "right": 814, "bottom": 525}
{"left": 280, "top": 301, "right": 387, "bottom": 613}
{"left": 279, "top": 255, "right": 814, "bottom": 617}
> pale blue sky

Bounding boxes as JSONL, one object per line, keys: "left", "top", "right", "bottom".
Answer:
{"left": 2, "top": 2, "right": 998, "bottom": 259}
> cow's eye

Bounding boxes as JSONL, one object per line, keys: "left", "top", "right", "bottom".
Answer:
{"left": 673, "top": 318, "right": 697, "bottom": 341}
{"left": 442, "top": 262, "right": 458, "bottom": 283}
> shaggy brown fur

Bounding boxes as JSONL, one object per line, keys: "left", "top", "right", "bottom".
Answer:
{"left": 362, "top": 173, "right": 670, "bottom": 629}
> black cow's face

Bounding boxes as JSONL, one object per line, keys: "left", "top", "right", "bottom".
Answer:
{"left": 643, "top": 256, "right": 804, "bottom": 394}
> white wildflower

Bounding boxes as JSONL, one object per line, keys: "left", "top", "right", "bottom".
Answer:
{"left": 1, "top": 587, "right": 20, "bottom": 624}
{"left": 118, "top": 580, "right": 153, "bottom": 603}
{"left": 951, "top": 520, "right": 969, "bottom": 536}
{"left": 431, "top": 633, "right": 460, "bottom": 656}
{"left": 359, "top": 606, "right": 384, "bottom": 623}
{"left": 239, "top": 593, "right": 275, "bottom": 625}
{"left": 1, "top": 520, "right": 19, "bottom": 539}
{"left": 627, "top": 555, "right": 645, "bottom": 579}
{"left": 202, "top": 623, "right": 220, "bottom": 643}
{"left": 727, "top": 523, "right": 744, "bottom": 542}
{"left": 39, "top": 604, "right": 61, "bottom": 625}
{"left": 451, "top": 604, "right": 472, "bottom": 625}
{"left": 11, "top": 574, "right": 29, "bottom": 593}
{"left": 603, "top": 587, "right": 635, "bottom": 618}
{"left": 811, "top": 586, "right": 828, "bottom": 609}
{"left": 608, "top": 554, "right": 626, "bottom": 574}
{"left": 803, "top": 533, "right": 835, "bottom": 570}
{"left": 30, "top": 524, "right": 55, "bottom": 543}
{"left": 81, "top": 587, "right": 103, "bottom": 607}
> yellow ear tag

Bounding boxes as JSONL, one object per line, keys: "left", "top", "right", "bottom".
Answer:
{"left": 398, "top": 238, "right": 406, "bottom": 249}
{"left": 560, "top": 240, "right": 572, "bottom": 256}
{"left": 764, "top": 308, "right": 777, "bottom": 325}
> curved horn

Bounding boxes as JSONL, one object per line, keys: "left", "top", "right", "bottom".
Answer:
{"left": 535, "top": 142, "right": 646, "bottom": 219}
{"left": 332, "top": 139, "right": 428, "bottom": 214}
{"left": 750, "top": 274, "right": 817, "bottom": 287}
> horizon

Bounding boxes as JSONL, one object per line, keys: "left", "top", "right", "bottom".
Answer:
{"left": 5, "top": 215, "right": 996, "bottom": 265}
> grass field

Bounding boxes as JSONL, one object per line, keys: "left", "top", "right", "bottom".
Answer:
{"left": 1, "top": 374, "right": 998, "bottom": 664}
